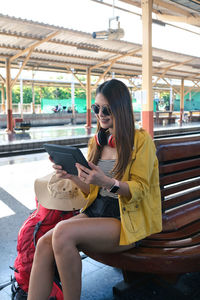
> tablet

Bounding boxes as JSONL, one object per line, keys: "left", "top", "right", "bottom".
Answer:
{"left": 43, "top": 143, "right": 91, "bottom": 175}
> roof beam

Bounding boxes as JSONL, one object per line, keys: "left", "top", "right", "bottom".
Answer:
{"left": 127, "top": 77, "right": 140, "bottom": 91}
{"left": 92, "top": 61, "right": 115, "bottom": 90}
{"left": 90, "top": 48, "right": 141, "bottom": 70}
{"left": 118, "top": 0, "right": 140, "bottom": 9}
{"left": 152, "top": 58, "right": 194, "bottom": 84}
{"left": 91, "top": 0, "right": 141, "bottom": 16}
{"left": 0, "top": 73, "right": 5, "bottom": 83}
{"left": 153, "top": 0, "right": 195, "bottom": 16}
{"left": 184, "top": 82, "right": 198, "bottom": 97}
{"left": 157, "top": 13, "right": 200, "bottom": 26}
{"left": 65, "top": 66, "right": 86, "bottom": 90}
{"left": 11, "top": 48, "right": 34, "bottom": 88}
{"left": 10, "top": 31, "right": 60, "bottom": 62}
{"left": 162, "top": 77, "right": 179, "bottom": 94}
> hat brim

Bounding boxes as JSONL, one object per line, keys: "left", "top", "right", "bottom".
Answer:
{"left": 34, "top": 173, "right": 86, "bottom": 211}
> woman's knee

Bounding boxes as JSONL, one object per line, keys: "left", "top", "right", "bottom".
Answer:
{"left": 52, "top": 220, "right": 75, "bottom": 254}
{"left": 36, "top": 231, "right": 52, "bottom": 252}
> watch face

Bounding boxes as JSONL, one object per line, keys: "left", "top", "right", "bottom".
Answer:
{"left": 110, "top": 185, "right": 119, "bottom": 193}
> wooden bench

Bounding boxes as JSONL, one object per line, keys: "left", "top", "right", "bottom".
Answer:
{"left": 154, "top": 111, "right": 177, "bottom": 125}
{"left": 188, "top": 110, "right": 200, "bottom": 122}
{"left": 13, "top": 118, "right": 31, "bottom": 131}
{"left": 85, "top": 137, "right": 200, "bottom": 297}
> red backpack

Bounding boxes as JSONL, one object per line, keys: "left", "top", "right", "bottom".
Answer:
{"left": 12, "top": 198, "right": 79, "bottom": 299}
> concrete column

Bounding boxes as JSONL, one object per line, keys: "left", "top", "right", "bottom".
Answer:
{"left": 141, "top": 0, "right": 153, "bottom": 138}
{"left": 86, "top": 67, "right": 92, "bottom": 128}
{"left": 6, "top": 58, "right": 13, "bottom": 132}
{"left": 180, "top": 78, "right": 184, "bottom": 126}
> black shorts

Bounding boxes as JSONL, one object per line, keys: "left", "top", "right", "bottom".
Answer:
{"left": 83, "top": 194, "right": 120, "bottom": 220}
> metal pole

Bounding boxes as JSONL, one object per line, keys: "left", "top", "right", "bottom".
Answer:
{"left": 170, "top": 79, "right": 173, "bottom": 111}
{"left": 86, "top": 67, "right": 92, "bottom": 128}
{"left": 71, "top": 68, "right": 75, "bottom": 124}
{"left": 1, "top": 84, "right": 5, "bottom": 114}
{"left": 180, "top": 78, "right": 184, "bottom": 126}
{"left": 6, "top": 58, "right": 13, "bottom": 132}
{"left": 19, "top": 62, "right": 23, "bottom": 119}
{"left": 32, "top": 70, "right": 35, "bottom": 114}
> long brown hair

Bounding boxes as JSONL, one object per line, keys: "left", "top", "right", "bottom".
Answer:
{"left": 88, "top": 79, "right": 135, "bottom": 180}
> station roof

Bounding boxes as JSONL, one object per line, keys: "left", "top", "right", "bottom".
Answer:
{"left": 119, "top": 0, "right": 200, "bottom": 27}
{"left": 0, "top": 13, "right": 199, "bottom": 82}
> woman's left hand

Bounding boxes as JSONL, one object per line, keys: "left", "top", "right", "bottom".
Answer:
{"left": 76, "top": 161, "right": 110, "bottom": 187}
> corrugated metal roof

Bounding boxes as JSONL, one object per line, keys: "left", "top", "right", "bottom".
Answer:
{"left": 0, "top": 13, "right": 199, "bottom": 81}
{"left": 170, "top": 0, "right": 200, "bottom": 13}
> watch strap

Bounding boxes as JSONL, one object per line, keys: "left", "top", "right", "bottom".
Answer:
{"left": 108, "top": 179, "right": 120, "bottom": 194}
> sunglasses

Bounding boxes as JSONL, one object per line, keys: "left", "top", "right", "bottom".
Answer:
{"left": 91, "top": 104, "right": 111, "bottom": 116}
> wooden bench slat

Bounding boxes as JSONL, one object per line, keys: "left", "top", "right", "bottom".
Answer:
{"left": 148, "top": 219, "right": 200, "bottom": 240}
{"left": 157, "top": 141, "right": 200, "bottom": 161}
{"left": 127, "top": 244, "right": 200, "bottom": 256}
{"left": 85, "top": 244, "right": 200, "bottom": 274}
{"left": 155, "top": 135, "right": 200, "bottom": 146}
{"left": 161, "top": 178, "right": 200, "bottom": 197}
{"left": 159, "top": 157, "right": 200, "bottom": 174}
{"left": 160, "top": 168, "right": 200, "bottom": 185}
{"left": 140, "top": 233, "right": 200, "bottom": 248}
{"left": 162, "top": 199, "right": 200, "bottom": 231}
{"left": 162, "top": 190, "right": 200, "bottom": 210}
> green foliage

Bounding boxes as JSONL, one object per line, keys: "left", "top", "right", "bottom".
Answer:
{"left": 160, "top": 92, "right": 170, "bottom": 104}
{"left": 12, "top": 86, "right": 41, "bottom": 104}
{"left": 39, "top": 86, "right": 87, "bottom": 100}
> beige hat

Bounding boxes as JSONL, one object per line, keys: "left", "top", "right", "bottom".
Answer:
{"left": 34, "top": 173, "right": 86, "bottom": 211}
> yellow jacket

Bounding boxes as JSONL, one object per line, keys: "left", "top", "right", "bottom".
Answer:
{"left": 82, "top": 129, "right": 162, "bottom": 245}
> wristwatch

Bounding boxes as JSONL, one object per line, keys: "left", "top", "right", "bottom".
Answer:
{"left": 108, "top": 179, "right": 120, "bottom": 194}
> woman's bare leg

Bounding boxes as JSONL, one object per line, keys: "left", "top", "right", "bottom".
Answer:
{"left": 27, "top": 214, "right": 91, "bottom": 300}
{"left": 52, "top": 214, "right": 134, "bottom": 300}
{"left": 27, "top": 229, "right": 55, "bottom": 300}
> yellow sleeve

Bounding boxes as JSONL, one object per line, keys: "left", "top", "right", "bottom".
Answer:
{"left": 124, "top": 130, "right": 158, "bottom": 203}
{"left": 87, "top": 137, "right": 95, "bottom": 160}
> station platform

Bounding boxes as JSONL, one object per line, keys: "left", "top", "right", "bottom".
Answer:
{"left": 0, "top": 124, "right": 96, "bottom": 156}
{"left": 0, "top": 122, "right": 200, "bottom": 156}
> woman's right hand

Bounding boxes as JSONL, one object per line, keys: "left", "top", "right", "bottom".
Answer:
{"left": 53, "top": 164, "right": 75, "bottom": 179}
{"left": 49, "top": 156, "right": 90, "bottom": 195}
{"left": 49, "top": 156, "right": 74, "bottom": 180}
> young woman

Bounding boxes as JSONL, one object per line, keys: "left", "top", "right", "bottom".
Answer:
{"left": 28, "top": 79, "right": 162, "bottom": 300}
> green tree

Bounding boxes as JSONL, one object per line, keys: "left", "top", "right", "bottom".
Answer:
{"left": 23, "top": 87, "right": 33, "bottom": 103}
{"left": 75, "top": 88, "right": 86, "bottom": 99}
{"left": 9, "top": 84, "right": 89, "bottom": 105}
{"left": 161, "top": 92, "right": 170, "bottom": 104}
